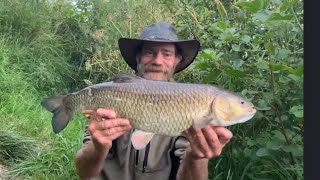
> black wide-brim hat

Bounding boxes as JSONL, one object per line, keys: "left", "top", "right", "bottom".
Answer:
{"left": 118, "top": 22, "right": 200, "bottom": 73}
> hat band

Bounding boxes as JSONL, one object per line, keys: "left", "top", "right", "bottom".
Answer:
{"left": 142, "top": 36, "right": 177, "bottom": 41}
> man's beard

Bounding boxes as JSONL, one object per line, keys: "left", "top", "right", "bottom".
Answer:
{"left": 136, "top": 64, "right": 175, "bottom": 81}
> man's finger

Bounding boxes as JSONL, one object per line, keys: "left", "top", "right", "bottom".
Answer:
{"left": 213, "top": 126, "right": 233, "bottom": 145}
{"left": 96, "top": 108, "right": 117, "bottom": 120}
{"left": 110, "top": 130, "right": 132, "bottom": 140}
{"left": 188, "top": 127, "right": 211, "bottom": 158}
{"left": 184, "top": 129, "right": 203, "bottom": 158}
{"left": 100, "top": 125, "right": 132, "bottom": 136}
{"left": 96, "top": 118, "right": 131, "bottom": 130}
{"left": 202, "top": 126, "right": 220, "bottom": 153}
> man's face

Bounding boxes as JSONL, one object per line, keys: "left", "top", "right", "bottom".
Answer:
{"left": 136, "top": 42, "right": 182, "bottom": 81}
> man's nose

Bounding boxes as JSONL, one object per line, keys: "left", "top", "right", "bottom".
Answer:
{"left": 152, "top": 51, "right": 163, "bottom": 65}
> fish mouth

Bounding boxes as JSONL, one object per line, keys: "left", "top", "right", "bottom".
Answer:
{"left": 249, "top": 108, "right": 256, "bottom": 114}
{"left": 215, "top": 108, "right": 257, "bottom": 127}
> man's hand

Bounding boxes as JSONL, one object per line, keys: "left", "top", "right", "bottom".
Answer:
{"left": 183, "top": 125, "right": 233, "bottom": 159}
{"left": 177, "top": 125, "right": 232, "bottom": 180}
{"left": 75, "top": 108, "right": 132, "bottom": 179}
{"left": 87, "top": 108, "right": 132, "bottom": 153}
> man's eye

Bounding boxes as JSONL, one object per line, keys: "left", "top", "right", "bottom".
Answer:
{"left": 164, "top": 52, "right": 173, "bottom": 57}
{"left": 145, "top": 51, "right": 153, "bottom": 55}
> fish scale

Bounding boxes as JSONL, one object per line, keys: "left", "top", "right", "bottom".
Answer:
{"left": 41, "top": 73, "right": 256, "bottom": 136}
{"left": 66, "top": 80, "right": 213, "bottom": 136}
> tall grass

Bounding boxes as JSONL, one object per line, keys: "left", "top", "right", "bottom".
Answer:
{"left": 0, "top": 0, "right": 87, "bottom": 95}
{"left": 0, "top": 32, "right": 86, "bottom": 179}
{"left": 0, "top": 0, "right": 175, "bottom": 179}
{"left": 0, "top": 0, "right": 88, "bottom": 179}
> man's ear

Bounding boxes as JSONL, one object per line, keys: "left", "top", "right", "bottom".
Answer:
{"left": 136, "top": 54, "right": 141, "bottom": 63}
{"left": 174, "top": 55, "right": 182, "bottom": 66}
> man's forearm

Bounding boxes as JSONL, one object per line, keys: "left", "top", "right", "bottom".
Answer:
{"left": 75, "top": 141, "right": 110, "bottom": 180}
{"left": 176, "top": 152, "right": 209, "bottom": 180}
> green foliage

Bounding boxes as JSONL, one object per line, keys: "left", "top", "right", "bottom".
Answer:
{"left": 162, "top": 0, "right": 303, "bottom": 179}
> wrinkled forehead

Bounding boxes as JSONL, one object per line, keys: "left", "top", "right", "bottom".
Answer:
{"left": 142, "top": 41, "right": 176, "bottom": 51}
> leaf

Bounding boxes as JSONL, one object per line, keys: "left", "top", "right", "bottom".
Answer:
{"left": 280, "top": 0, "right": 300, "bottom": 13}
{"left": 256, "top": 106, "right": 271, "bottom": 111}
{"left": 256, "top": 60, "right": 269, "bottom": 69}
{"left": 266, "top": 139, "right": 284, "bottom": 150}
{"left": 279, "top": 75, "right": 291, "bottom": 83}
{"left": 232, "top": 44, "right": 241, "bottom": 51}
{"left": 256, "top": 99, "right": 271, "bottom": 110}
{"left": 262, "top": 92, "right": 273, "bottom": 100}
{"left": 255, "top": 79, "right": 269, "bottom": 88}
{"left": 275, "top": 49, "right": 291, "bottom": 60}
{"left": 241, "top": 35, "right": 251, "bottom": 43}
{"left": 292, "top": 66, "right": 304, "bottom": 76}
{"left": 281, "top": 115, "right": 288, "bottom": 121}
{"left": 243, "top": 148, "right": 252, "bottom": 157}
{"left": 264, "top": 42, "right": 276, "bottom": 54}
{"left": 282, "top": 144, "right": 303, "bottom": 156}
{"left": 203, "top": 70, "right": 222, "bottom": 83}
{"left": 216, "top": 52, "right": 224, "bottom": 59}
{"left": 235, "top": 0, "right": 266, "bottom": 13}
{"left": 269, "top": 63, "right": 288, "bottom": 71}
{"left": 232, "top": 59, "right": 244, "bottom": 68}
{"left": 289, "top": 105, "right": 303, "bottom": 118}
{"left": 253, "top": 9, "right": 271, "bottom": 22}
{"left": 194, "top": 61, "right": 212, "bottom": 70}
{"left": 288, "top": 74, "right": 300, "bottom": 82}
{"left": 248, "top": 90, "right": 260, "bottom": 94}
{"left": 271, "top": 0, "right": 282, "bottom": 5}
{"left": 254, "top": 111, "right": 264, "bottom": 118}
{"left": 216, "top": 21, "right": 228, "bottom": 31}
{"left": 225, "top": 68, "right": 246, "bottom": 77}
{"left": 246, "top": 138, "right": 256, "bottom": 146}
{"left": 266, "top": 12, "right": 294, "bottom": 21}
{"left": 200, "top": 49, "right": 216, "bottom": 59}
{"left": 256, "top": 147, "right": 270, "bottom": 157}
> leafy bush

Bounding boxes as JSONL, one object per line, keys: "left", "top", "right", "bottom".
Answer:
{"left": 161, "top": 0, "right": 303, "bottom": 179}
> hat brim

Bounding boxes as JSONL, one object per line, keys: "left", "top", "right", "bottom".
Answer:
{"left": 118, "top": 38, "right": 200, "bottom": 73}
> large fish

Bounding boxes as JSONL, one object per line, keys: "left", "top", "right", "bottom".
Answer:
{"left": 41, "top": 73, "right": 256, "bottom": 149}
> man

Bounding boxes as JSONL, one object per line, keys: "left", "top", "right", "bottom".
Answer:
{"left": 75, "top": 22, "right": 233, "bottom": 180}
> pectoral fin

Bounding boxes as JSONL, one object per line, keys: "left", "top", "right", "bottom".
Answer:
{"left": 131, "top": 130, "right": 154, "bottom": 150}
{"left": 193, "top": 115, "right": 213, "bottom": 129}
{"left": 82, "top": 109, "right": 97, "bottom": 120}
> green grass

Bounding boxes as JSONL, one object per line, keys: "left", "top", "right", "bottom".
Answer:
{"left": 0, "top": 1, "right": 88, "bottom": 178}
{"left": 6, "top": 116, "right": 86, "bottom": 180}
{"left": 0, "top": 129, "right": 37, "bottom": 166}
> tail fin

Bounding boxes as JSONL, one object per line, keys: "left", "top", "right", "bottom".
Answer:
{"left": 40, "top": 95, "right": 73, "bottom": 134}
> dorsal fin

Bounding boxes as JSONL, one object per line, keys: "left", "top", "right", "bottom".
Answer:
{"left": 113, "top": 73, "right": 144, "bottom": 83}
